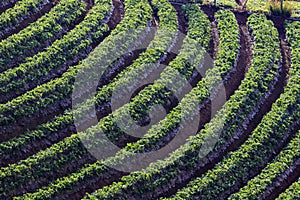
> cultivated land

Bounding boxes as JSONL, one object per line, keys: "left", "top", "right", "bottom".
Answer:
{"left": 0, "top": 0, "right": 299, "bottom": 199}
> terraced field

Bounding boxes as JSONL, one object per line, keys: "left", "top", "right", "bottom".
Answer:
{"left": 0, "top": 0, "right": 299, "bottom": 199}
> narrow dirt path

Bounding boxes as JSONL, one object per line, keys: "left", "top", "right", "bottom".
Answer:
{"left": 0, "top": 0, "right": 127, "bottom": 104}
{"left": 107, "top": 3, "right": 189, "bottom": 148}
{"left": 157, "top": 12, "right": 293, "bottom": 200}
{"left": 201, "top": 5, "right": 219, "bottom": 59}
{"left": 216, "top": 119, "right": 300, "bottom": 199}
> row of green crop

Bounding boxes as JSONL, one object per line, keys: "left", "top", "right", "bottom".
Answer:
{"left": 0, "top": 0, "right": 164, "bottom": 141}
{"left": 203, "top": 0, "right": 239, "bottom": 9}
{"left": 0, "top": 0, "right": 153, "bottom": 198}
{"left": 0, "top": 0, "right": 179, "bottom": 195}
{"left": 246, "top": 0, "right": 300, "bottom": 18}
{"left": 171, "top": 66, "right": 300, "bottom": 200}
{"left": 0, "top": 0, "right": 112, "bottom": 163}
{"left": 83, "top": 13, "right": 283, "bottom": 199}
{"left": 0, "top": 0, "right": 152, "bottom": 140}
{"left": 0, "top": 0, "right": 178, "bottom": 167}
{"left": 0, "top": 0, "right": 86, "bottom": 72}
{"left": 276, "top": 176, "right": 300, "bottom": 200}
{"left": 228, "top": 19, "right": 300, "bottom": 200}
{"left": 168, "top": 15, "right": 299, "bottom": 200}
{"left": 0, "top": 0, "right": 112, "bottom": 103}
{"left": 0, "top": 0, "right": 56, "bottom": 39}
{"left": 228, "top": 129, "right": 300, "bottom": 199}
{"left": 286, "top": 21, "right": 300, "bottom": 76}
{"left": 72, "top": 0, "right": 181, "bottom": 146}
{"left": 78, "top": 8, "right": 242, "bottom": 199}
{"left": 10, "top": 4, "right": 212, "bottom": 200}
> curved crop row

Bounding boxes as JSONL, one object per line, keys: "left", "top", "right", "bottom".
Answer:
{"left": 0, "top": 0, "right": 56, "bottom": 40}
{"left": 0, "top": 0, "right": 86, "bottom": 72}
{"left": 0, "top": 0, "right": 179, "bottom": 196}
{"left": 286, "top": 21, "right": 300, "bottom": 76}
{"left": 169, "top": 15, "right": 299, "bottom": 200}
{"left": 0, "top": 0, "right": 152, "bottom": 141}
{"left": 171, "top": 65, "right": 299, "bottom": 200}
{"left": 228, "top": 19, "right": 300, "bottom": 200}
{"left": 0, "top": 0, "right": 178, "bottom": 167}
{"left": 0, "top": 0, "right": 178, "bottom": 166}
{"left": 83, "top": 13, "right": 284, "bottom": 200}
{"left": 228, "top": 129, "right": 300, "bottom": 199}
{"left": 226, "top": 20, "right": 299, "bottom": 200}
{"left": 0, "top": 0, "right": 112, "bottom": 103}
{"left": 0, "top": 0, "right": 153, "bottom": 198}
{"left": 0, "top": 3, "right": 296, "bottom": 200}
{"left": 57, "top": 0, "right": 181, "bottom": 147}
{"left": 9, "top": 4, "right": 211, "bottom": 200}
{"left": 78, "top": 8, "right": 242, "bottom": 200}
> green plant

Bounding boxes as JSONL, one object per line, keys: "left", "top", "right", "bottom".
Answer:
{"left": 268, "top": 1, "right": 293, "bottom": 17}
{"left": 0, "top": 0, "right": 86, "bottom": 72}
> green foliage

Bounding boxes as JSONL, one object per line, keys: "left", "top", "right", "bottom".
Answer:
{"left": 82, "top": 9, "right": 240, "bottom": 200}
{"left": 170, "top": 14, "right": 300, "bottom": 200}
{"left": 0, "top": 0, "right": 153, "bottom": 198}
{"left": 0, "top": 0, "right": 152, "bottom": 133}
{"left": 0, "top": 0, "right": 111, "bottom": 102}
{"left": 0, "top": 1, "right": 298, "bottom": 199}
{"left": 228, "top": 21, "right": 300, "bottom": 199}
{"left": 7, "top": 3, "right": 211, "bottom": 200}
{"left": 0, "top": 0, "right": 86, "bottom": 72}
{"left": 0, "top": 0, "right": 56, "bottom": 37}
{"left": 229, "top": 130, "right": 300, "bottom": 199}
{"left": 286, "top": 21, "right": 300, "bottom": 75}
{"left": 268, "top": 1, "right": 293, "bottom": 17}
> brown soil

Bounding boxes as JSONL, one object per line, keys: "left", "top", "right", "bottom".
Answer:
{"left": 84, "top": 0, "right": 94, "bottom": 11}
{"left": 0, "top": 0, "right": 129, "bottom": 104}
{"left": 201, "top": 5, "right": 219, "bottom": 59}
{"left": 107, "top": 0, "right": 124, "bottom": 30}
{"left": 237, "top": 0, "right": 247, "bottom": 10}
{"left": 269, "top": 15, "right": 291, "bottom": 76}
{"left": 173, "top": 4, "right": 188, "bottom": 34}
{"left": 109, "top": 4, "right": 188, "bottom": 148}
{"left": 205, "top": 15, "right": 291, "bottom": 199}
{"left": 153, "top": 11, "right": 292, "bottom": 199}
{"left": 0, "top": 3, "right": 186, "bottom": 197}
{"left": 1, "top": 5, "right": 296, "bottom": 200}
